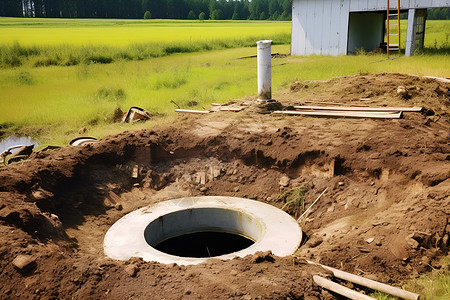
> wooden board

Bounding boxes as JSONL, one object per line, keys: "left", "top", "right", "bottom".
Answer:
{"left": 209, "top": 106, "right": 246, "bottom": 112}
{"left": 273, "top": 110, "right": 403, "bottom": 119}
{"left": 175, "top": 109, "right": 211, "bottom": 114}
{"left": 293, "top": 105, "right": 423, "bottom": 112}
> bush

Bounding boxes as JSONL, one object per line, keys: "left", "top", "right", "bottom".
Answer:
{"left": 33, "top": 58, "right": 59, "bottom": 67}
{"left": 86, "top": 55, "right": 113, "bottom": 64}
{"left": 198, "top": 12, "right": 206, "bottom": 21}
{"left": 188, "top": 10, "right": 196, "bottom": 20}
{"left": 144, "top": 11, "right": 151, "bottom": 19}
{"left": 96, "top": 87, "right": 126, "bottom": 102}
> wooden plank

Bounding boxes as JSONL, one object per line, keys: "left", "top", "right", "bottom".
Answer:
{"left": 329, "top": 0, "right": 342, "bottom": 55}
{"left": 338, "top": 0, "right": 350, "bottom": 55}
{"left": 291, "top": 0, "right": 307, "bottom": 56}
{"left": 210, "top": 106, "right": 246, "bottom": 112}
{"left": 305, "top": 0, "right": 315, "bottom": 55}
{"left": 273, "top": 110, "right": 403, "bottom": 119}
{"left": 323, "top": 0, "right": 334, "bottom": 55}
{"left": 313, "top": 0, "right": 324, "bottom": 55}
{"left": 175, "top": 109, "right": 211, "bottom": 114}
{"left": 308, "top": 261, "right": 420, "bottom": 300}
{"left": 313, "top": 276, "right": 376, "bottom": 300}
{"left": 293, "top": 105, "right": 423, "bottom": 112}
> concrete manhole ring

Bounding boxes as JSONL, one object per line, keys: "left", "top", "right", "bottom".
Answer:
{"left": 104, "top": 196, "right": 302, "bottom": 265}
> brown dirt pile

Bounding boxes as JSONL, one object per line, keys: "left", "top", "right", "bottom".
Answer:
{"left": 0, "top": 73, "right": 449, "bottom": 299}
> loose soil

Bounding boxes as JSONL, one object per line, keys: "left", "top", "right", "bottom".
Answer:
{"left": 0, "top": 73, "right": 449, "bottom": 299}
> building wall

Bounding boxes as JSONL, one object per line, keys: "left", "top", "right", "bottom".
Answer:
{"left": 291, "top": 0, "right": 450, "bottom": 56}
{"left": 291, "top": 0, "right": 350, "bottom": 56}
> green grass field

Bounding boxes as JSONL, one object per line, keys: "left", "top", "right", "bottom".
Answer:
{"left": 0, "top": 18, "right": 292, "bottom": 46}
{"left": 0, "top": 19, "right": 449, "bottom": 147}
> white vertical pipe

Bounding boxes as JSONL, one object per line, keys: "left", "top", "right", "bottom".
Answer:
{"left": 257, "top": 40, "right": 273, "bottom": 101}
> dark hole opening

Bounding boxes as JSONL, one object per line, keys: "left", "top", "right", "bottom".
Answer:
{"left": 154, "top": 231, "right": 255, "bottom": 258}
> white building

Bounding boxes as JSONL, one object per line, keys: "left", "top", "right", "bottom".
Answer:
{"left": 291, "top": 0, "right": 450, "bottom": 56}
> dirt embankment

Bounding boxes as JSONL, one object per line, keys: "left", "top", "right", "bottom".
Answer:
{"left": 0, "top": 73, "right": 449, "bottom": 299}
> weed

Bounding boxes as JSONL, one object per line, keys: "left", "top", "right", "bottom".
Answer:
{"left": 95, "top": 87, "right": 126, "bottom": 103}
{"left": 33, "top": 58, "right": 58, "bottom": 67}
{"left": 279, "top": 186, "right": 307, "bottom": 217}
{"left": 152, "top": 71, "right": 188, "bottom": 90}
{"left": 86, "top": 55, "right": 114, "bottom": 64}
{"left": 16, "top": 71, "right": 34, "bottom": 85}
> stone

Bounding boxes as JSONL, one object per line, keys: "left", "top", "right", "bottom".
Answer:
{"left": 366, "top": 238, "right": 374, "bottom": 244}
{"left": 114, "top": 203, "right": 123, "bottom": 211}
{"left": 12, "top": 255, "right": 36, "bottom": 271}
{"left": 397, "top": 86, "right": 407, "bottom": 95}
{"left": 279, "top": 176, "right": 290, "bottom": 187}
{"left": 338, "top": 181, "right": 345, "bottom": 187}
{"left": 308, "top": 236, "right": 323, "bottom": 248}
{"left": 196, "top": 172, "right": 206, "bottom": 185}
{"left": 124, "top": 264, "right": 138, "bottom": 277}
{"left": 78, "top": 127, "right": 87, "bottom": 134}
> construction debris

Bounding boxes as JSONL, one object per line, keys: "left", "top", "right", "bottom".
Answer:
{"left": 273, "top": 110, "right": 403, "bottom": 119}
{"left": 122, "top": 107, "right": 151, "bottom": 123}
{"left": 69, "top": 137, "right": 98, "bottom": 146}
{"left": 0, "top": 145, "right": 34, "bottom": 165}
{"left": 175, "top": 109, "right": 211, "bottom": 114}
{"left": 174, "top": 100, "right": 423, "bottom": 120}
{"left": 293, "top": 105, "right": 423, "bottom": 112}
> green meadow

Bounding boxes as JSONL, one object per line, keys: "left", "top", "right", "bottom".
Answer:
{"left": 0, "top": 18, "right": 292, "bottom": 46}
{"left": 0, "top": 18, "right": 449, "bottom": 147}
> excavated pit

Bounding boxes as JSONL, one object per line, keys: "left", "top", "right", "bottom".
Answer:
{"left": 154, "top": 232, "right": 254, "bottom": 258}
{"left": 104, "top": 197, "right": 302, "bottom": 265}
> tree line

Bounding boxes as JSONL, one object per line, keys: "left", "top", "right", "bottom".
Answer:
{"left": 427, "top": 7, "right": 450, "bottom": 20}
{"left": 0, "top": 0, "right": 293, "bottom": 20}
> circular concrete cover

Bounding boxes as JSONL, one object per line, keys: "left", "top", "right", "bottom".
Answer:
{"left": 104, "top": 196, "right": 302, "bottom": 265}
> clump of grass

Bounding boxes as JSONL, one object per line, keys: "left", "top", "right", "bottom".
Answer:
{"left": 95, "top": 87, "right": 126, "bottom": 103}
{"left": 16, "top": 71, "right": 34, "bottom": 85}
{"left": 371, "top": 256, "right": 450, "bottom": 300}
{"left": 279, "top": 186, "right": 307, "bottom": 217}
{"left": 151, "top": 71, "right": 188, "bottom": 90}
{"left": 33, "top": 58, "right": 59, "bottom": 67}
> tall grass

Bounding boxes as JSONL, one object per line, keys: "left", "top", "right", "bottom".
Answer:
{"left": 1, "top": 43, "right": 449, "bottom": 147}
{"left": 0, "top": 18, "right": 291, "bottom": 68}
{"left": 0, "top": 34, "right": 291, "bottom": 68}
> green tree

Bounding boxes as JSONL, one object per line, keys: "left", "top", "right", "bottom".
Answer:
{"left": 188, "top": 10, "right": 196, "bottom": 19}
{"left": 211, "top": 9, "right": 223, "bottom": 20}
{"left": 144, "top": 10, "right": 152, "bottom": 19}
{"left": 198, "top": 11, "right": 206, "bottom": 20}
{"left": 260, "top": 11, "right": 267, "bottom": 20}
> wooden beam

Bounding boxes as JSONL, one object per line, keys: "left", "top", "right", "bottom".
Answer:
{"left": 273, "top": 110, "right": 402, "bottom": 119}
{"left": 309, "top": 261, "right": 420, "bottom": 300}
{"left": 313, "top": 275, "right": 376, "bottom": 300}
{"left": 293, "top": 106, "right": 422, "bottom": 112}
{"left": 175, "top": 109, "right": 211, "bottom": 114}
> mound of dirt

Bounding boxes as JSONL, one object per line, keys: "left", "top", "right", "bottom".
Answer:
{"left": 0, "top": 73, "right": 449, "bottom": 299}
